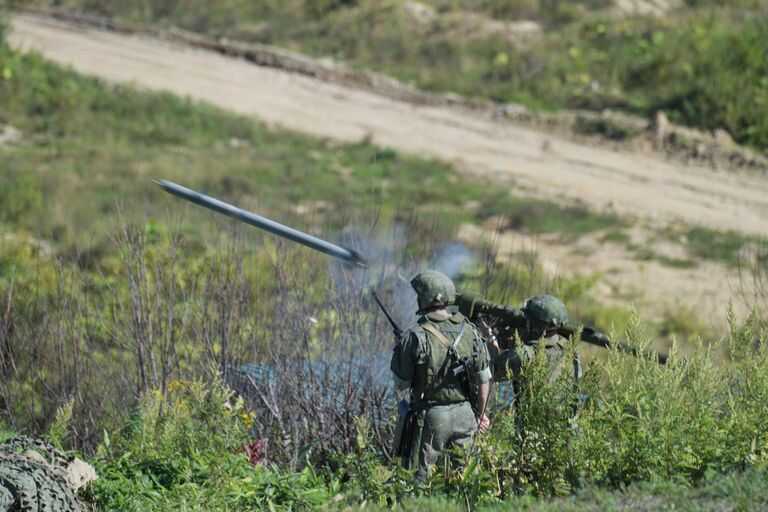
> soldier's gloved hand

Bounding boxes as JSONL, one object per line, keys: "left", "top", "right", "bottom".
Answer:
{"left": 477, "top": 318, "right": 493, "bottom": 338}
{"left": 477, "top": 413, "right": 491, "bottom": 434}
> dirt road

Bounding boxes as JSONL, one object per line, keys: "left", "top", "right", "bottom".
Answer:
{"left": 9, "top": 13, "right": 768, "bottom": 238}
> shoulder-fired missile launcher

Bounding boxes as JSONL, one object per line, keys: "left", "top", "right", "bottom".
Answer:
{"left": 453, "top": 290, "right": 668, "bottom": 364}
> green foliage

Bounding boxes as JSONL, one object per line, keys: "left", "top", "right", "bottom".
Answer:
{"left": 686, "top": 226, "right": 747, "bottom": 267}
{"left": 577, "top": 312, "right": 767, "bottom": 484}
{"left": 469, "top": 311, "right": 767, "bottom": 502}
{"left": 93, "top": 376, "right": 245, "bottom": 508}
{"left": 0, "top": 165, "right": 43, "bottom": 227}
{"left": 91, "top": 377, "right": 340, "bottom": 510}
{"left": 56, "top": 310, "right": 766, "bottom": 510}
{"left": 472, "top": 9, "right": 768, "bottom": 149}
{"left": 556, "top": 12, "right": 768, "bottom": 150}
{"left": 478, "top": 0, "right": 613, "bottom": 25}
{"left": 658, "top": 306, "right": 708, "bottom": 339}
{"left": 0, "top": 426, "right": 15, "bottom": 443}
{"left": 327, "top": 417, "right": 417, "bottom": 506}
{"left": 45, "top": 398, "right": 74, "bottom": 450}
{"left": 0, "top": 10, "right": 5, "bottom": 49}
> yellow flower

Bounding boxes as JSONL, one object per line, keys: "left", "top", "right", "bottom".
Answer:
{"left": 493, "top": 52, "right": 510, "bottom": 67}
{"left": 167, "top": 380, "right": 190, "bottom": 393}
{"left": 241, "top": 411, "right": 256, "bottom": 428}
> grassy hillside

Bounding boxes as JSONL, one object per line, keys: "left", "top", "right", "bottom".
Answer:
{"left": 21, "top": 0, "right": 768, "bottom": 152}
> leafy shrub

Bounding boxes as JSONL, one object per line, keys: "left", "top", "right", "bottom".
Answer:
{"left": 91, "top": 376, "right": 344, "bottom": 510}
{"left": 93, "top": 376, "right": 247, "bottom": 507}
{"left": 45, "top": 398, "right": 75, "bottom": 450}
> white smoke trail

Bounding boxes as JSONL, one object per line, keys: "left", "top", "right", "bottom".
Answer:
{"left": 330, "top": 225, "right": 476, "bottom": 338}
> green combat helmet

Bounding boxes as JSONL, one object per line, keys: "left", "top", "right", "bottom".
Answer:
{"left": 522, "top": 295, "right": 569, "bottom": 332}
{"left": 410, "top": 270, "right": 456, "bottom": 309}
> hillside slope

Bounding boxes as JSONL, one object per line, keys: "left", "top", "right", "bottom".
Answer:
{"left": 9, "top": 13, "right": 768, "bottom": 238}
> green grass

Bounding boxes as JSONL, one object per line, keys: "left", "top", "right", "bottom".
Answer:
{"left": 0, "top": 428, "right": 16, "bottom": 443}
{"left": 479, "top": 196, "right": 625, "bottom": 237}
{"left": 686, "top": 226, "right": 749, "bottom": 268}
{"left": 28, "top": 0, "right": 768, "bottom": 152}
{"left": 656, "top": 255, "right": 698, "bottom": 269}
{"left": 632, "top": 246, "right": 699, "bottom": 269}
{"left": 599, "top": 230, "right": 630, "bottom": 244}
{"left": 633, "top": 226, "right": 754, "bottom": 268}
{"left": 383, "top": 471, "right": 768, "bottom": 511}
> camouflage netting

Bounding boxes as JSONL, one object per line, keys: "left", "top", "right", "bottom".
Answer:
{"left": 0, "top": 436, "right": 88, "bottom": 512}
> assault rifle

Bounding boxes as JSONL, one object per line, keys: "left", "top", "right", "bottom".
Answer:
{"left": 370, "top": 290, "right": 419, "bottom": 458}
{"left": 453, "top": 290, "right": 668, "bottom": 365}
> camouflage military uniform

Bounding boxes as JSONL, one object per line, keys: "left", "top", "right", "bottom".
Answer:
{"left": 492, "top": 295, "right": 582, "bottom": 391}
{"left": 493, "top": 332, "right": 582, "bottom": 384}
{"left": 391, "top": 309, "right": 491, "bottom": 478}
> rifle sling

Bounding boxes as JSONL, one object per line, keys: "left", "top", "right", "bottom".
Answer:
{"left": 422, "top": 321, "right": 465, "bottom": 354}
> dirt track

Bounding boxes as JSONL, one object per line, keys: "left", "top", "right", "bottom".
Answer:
{"left": 9, "top": 13, "right": 768, "bottom": 238}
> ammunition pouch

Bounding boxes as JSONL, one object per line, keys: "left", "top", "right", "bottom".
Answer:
{"left": 451, "top": 354, "right": 478, "bottom": 416}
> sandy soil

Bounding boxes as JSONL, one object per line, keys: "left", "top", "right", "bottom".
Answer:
{"left": 480, "top": 226, "right": 756, "bottom": 324}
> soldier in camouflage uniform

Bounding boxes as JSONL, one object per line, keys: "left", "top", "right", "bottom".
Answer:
{"left": 391, "top": 270, "right": 492, "bottom": 479}
{"left": 485, "top": 295, "right": 582, "bottom": 386}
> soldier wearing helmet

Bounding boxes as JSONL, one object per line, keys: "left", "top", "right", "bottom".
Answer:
{"left": 486, "top": 295, "right": 582, "bottom": 385}
{"left": 522, "top": 295, "right": 569, "bottom": 339}
{"left": 390, "top": 270, "right": 492, "bottom": 479}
